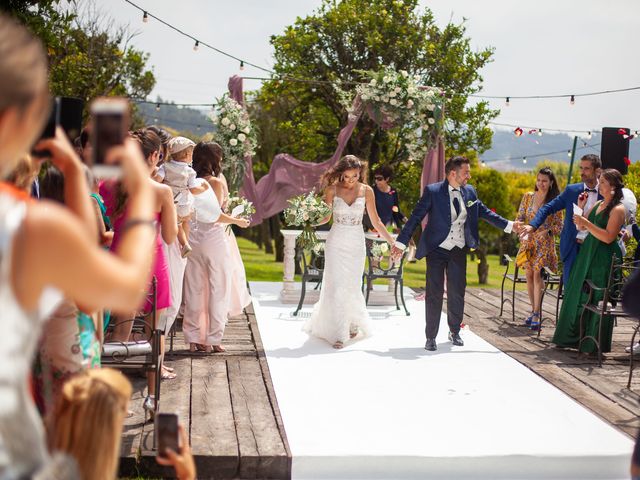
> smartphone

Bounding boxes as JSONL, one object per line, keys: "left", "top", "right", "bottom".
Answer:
{"left": 89, "top": 97, "right": 129, "bottom": 178}
{"left": 32, "top": 97, "right": 60, "bottom": 158}
{"left": 58, "top": 97, "right": 84, "bottom": 142}
{"left": 156, "top": 413, "right": 179, "bottom": 458}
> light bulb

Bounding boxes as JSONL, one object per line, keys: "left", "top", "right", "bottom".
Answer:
{"left": 155, "top": 103, "right": 160, "bottom": 112}
{"left": 567, "top": 150, "right": 571, "bottom": 157}
{"left": 538, "top": 129, "right": 543, "bottom": 137}
{"left": 586, "top": 131, "right": 592, "bottom": 139}
{"left": 570, "top": 95, "right": 575, "bottom": 105}
{"left": 240, "top": 61, "right": 245, "bottom": 71}
{"left": 193, "top": 40, "right": 199, "bottom": 51}
{"left": 505, "top": 97, "right": 510, "bottom": 107}
{"left": 522, "top": 157, "right": 527, "bottom": 164}
{"left": 142, "top": 11, "right": 149, "bottom": 23}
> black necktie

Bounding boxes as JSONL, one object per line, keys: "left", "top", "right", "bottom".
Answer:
{"left": 585, "top": 188, "right": 597, "bottom": 194}
{"left": 452, "top": 190, "right": 461, "bottom": 217}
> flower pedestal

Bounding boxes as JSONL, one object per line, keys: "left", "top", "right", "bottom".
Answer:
{"left": 280, "top": 230, "right": 402, "bottom": 306}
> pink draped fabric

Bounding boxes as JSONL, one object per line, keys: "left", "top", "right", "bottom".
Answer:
{"left": 227, "top": 75, "right": 445, "bottom": 226}
{"left": 420, "top": 138, "right": 446, "bottom": 228}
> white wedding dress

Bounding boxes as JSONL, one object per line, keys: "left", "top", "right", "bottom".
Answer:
{"left": 303, "top": 195, "right": 372, "bottom": 344}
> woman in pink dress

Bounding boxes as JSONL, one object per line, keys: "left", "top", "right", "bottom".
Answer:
{"left": 101, "top": 128, "right": 177, "bottom": 415}
{"left": 182, "top": 142, "right": 250, "bottom": 352}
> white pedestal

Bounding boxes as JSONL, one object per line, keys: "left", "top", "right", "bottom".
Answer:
{"left": 280, "top": 229, "right": 401, "bottom": 306}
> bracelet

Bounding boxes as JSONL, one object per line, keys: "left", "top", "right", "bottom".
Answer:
{"left": 121, "top": 218, "right": 156, "bottom": 235}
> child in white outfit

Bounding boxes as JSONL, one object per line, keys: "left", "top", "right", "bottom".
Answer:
{"left": 156, "top": 136, "right": 207, "bottom": 257}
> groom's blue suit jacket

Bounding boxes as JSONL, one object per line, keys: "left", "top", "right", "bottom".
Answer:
{"left": 396, "top": 180, "right": 509, "bottom": 260}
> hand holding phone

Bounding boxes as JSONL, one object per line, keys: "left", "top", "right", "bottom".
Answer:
{"left": 156, "top": 421, "right": 196, "bottom": 480}
{"left": 32, "top": 126, "right": 83, "bottom": 175}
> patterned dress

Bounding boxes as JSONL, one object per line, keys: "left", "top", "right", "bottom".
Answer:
{"left": 516, "top": 192, "right": 563, "bottom": 272}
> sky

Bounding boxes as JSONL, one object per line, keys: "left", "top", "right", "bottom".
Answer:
{"left": 98, "top": 0, "right": 640, "bottom": 136}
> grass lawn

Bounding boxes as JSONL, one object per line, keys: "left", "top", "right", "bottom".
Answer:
{"left": 238, "top": 237, "right": 513, "bottom": 290}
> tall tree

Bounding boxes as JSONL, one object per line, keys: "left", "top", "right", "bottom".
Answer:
{"left": 256, "top": 0, "right": 497, "bottom": 169}
{"left": 2, "top": 0, "right": 155, "bottom": 121}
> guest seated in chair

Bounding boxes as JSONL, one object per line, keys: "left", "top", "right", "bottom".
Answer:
{"left": 552, "top": 169, "right": 625, "bottom": 354}
{"left": 515, "top": 167, "right": 562, "bottom": 330}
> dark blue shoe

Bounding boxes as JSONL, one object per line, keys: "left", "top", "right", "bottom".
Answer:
{"left": 524, "top": 312, "right": 535, "bottom": 326}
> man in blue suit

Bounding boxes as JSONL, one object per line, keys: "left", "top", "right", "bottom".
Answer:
{"left": 520, "top": 154, "right": 602, "bottom": 284}
{"left": 391, "top": 156, "right": 521, "bottom": 351}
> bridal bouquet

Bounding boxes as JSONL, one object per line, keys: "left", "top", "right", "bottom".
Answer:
{"left": 225, "top": 195, "right": 255, "bottom": 232}
{"left": 283, "top": 191, "right": 331, "bottom": 250}
{"left": 370, "top": 241, "right": 389, "bottom": 259}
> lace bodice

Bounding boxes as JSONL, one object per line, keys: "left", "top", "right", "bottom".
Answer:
{"left": 333, "top": 196, "right": 365, "bottom": 226}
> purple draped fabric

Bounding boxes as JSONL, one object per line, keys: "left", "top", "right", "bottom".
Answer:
{"left": 227, "top": 75, "right": 445, "bottom": 226}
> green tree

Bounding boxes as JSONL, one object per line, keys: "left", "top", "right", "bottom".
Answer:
{"left": 257, "top": 0, "right": 497, "bottom": 168}
{"left": 2, "top": 0, "right": 155, "bottom": 122}
{"left": 472, "top": 166, "right": 515, "bottom": 283}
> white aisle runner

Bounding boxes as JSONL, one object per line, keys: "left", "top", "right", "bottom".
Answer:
{"left": 251, "top": 282, "right": 633, "bottom": 480}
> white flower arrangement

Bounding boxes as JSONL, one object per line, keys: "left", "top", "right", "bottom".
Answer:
{"left": 225, "top": 195, "right": 256, "bottom": 232}
{"left": 336, "top": 66, "right": 445, "bottom": 161}
{"left": 209, "top": 94, "right": 258, "bottom": 192}
{"left": 283, "top": 191, "right": 332, "bottom": 250}
{"left": 370, "top": 241, "right": 390, "bottom": 259}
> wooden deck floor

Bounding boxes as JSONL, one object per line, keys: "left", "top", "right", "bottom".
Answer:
{"left": 118, "top": 304, "right": 291, "bottom": 479}
{"left": 460, "top": 287, "right": 640, "bottom": 438}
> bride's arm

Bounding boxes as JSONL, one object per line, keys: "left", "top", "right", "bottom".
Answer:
{"left": 315, "top": 186, "right": 335, "bottom": 226}
{"left": 364, "top": 185, "right": 395, "bottom": 244}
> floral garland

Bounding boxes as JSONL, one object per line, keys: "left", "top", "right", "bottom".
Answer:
{"left": 209, "top": 94, "right": 258, "bottom": 192}
{"left": 337, "top": 66, "right": 445, "bottom": 161}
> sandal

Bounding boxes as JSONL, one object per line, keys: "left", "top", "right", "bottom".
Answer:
{"left": 212, "top": 345, "right": 226, "bottom": 353}
{"left": 349, "top": 328, "right": 358, "bottom": 339}
{"left": 524, "top": 312, "right": 535, "bottom": 326}
{"left": 196, "top": 344, "right": 213, "bottom": 353}
{"left": 161, "top": 369, "right": 177, "bottom": 380}
{"left": 333, "top": 341, "right": 344, "bottom": 349}
{"left": 189, "top": 343, "right": 198, "bottom": 353}
{"left": 529, "top": 312, "right": 541, "bottom": 331}
{"left": 163, "top": 365, "right": 175, "bottom": 373}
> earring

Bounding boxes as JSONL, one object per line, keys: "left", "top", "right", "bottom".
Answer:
{"left": 611, "top": 190, "right": 615, "bottom": 195}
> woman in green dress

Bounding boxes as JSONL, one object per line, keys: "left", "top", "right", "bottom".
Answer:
{"left": 553, "top": 169, "right": 626, "bottom": 353}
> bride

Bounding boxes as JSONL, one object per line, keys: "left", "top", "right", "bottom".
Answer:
{"left": 303, "top": 155, "right": 395, "bottom": 349}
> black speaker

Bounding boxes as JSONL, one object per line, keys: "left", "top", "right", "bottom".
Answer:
{"left": 58, "top": 97, "right": 84, "bottom": 142}
{"left": 600, "top": 127, "right": 630, "bottom": 175}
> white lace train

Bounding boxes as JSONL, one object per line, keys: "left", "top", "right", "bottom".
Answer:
{"left": 303, "top": 196, "right": 372, "bottom": 344}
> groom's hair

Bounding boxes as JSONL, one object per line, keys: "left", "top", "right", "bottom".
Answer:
{"left": 445, "top": 156, "right": 470, "bottom": 175}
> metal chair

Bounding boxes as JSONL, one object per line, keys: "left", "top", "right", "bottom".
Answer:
{"left": 538, "top": 266, "right": 563, "bottom": 337}
{"left": 362, "top": 242, "right": 409, "bottom": 316}
{"left": 577, "top": 259, "right": 638, "bottom": 368}
{"left": 499, "top": 254, "right": 528, "bottom": 323}
{"left": 293, "top": 243, "right": 326, "bottom": 316}
{"left": 102, "top": 277, "right": 162, "bottom": 421}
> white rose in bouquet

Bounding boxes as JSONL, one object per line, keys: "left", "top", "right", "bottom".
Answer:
{"left": 230, "top": 138, "right": 238, "bottom": 146}
{"left": 428, "top": 118, "right": 435, "bottom": 125}
{"left": 221, "top": 117, "right": 231, "bottom": 126}
{"left": 388, "top": 90, "right": 397, "bottom": 97}
{"left": 427, "top": 104, "right": 436, "bottom": 111}
{"left": 394, "top": 87, "right": 401, "bottom": 93}
{"left": 243, "top": 126, "right": 251, "bottom": 134}
{"left": 407, "top": 99, "right": 414, "bottom": 108}
{"left": 230, "top": 124, "right": 237, "bottom": 131}
{"left": 390, "top": 99, "right": 398, "bottom": 106}
{"left": 237, "top": 133, "right": 246, "bottom": 142}
{"left": 370, "top": 79, "right": 377, "bottom": 86}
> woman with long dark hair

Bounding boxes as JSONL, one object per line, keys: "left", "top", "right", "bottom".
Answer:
{"left": 304, "top": 155, "right": 395, "bottom": 349}
{"left": 515, "top": 167, "right": 563, "bottom": 329}
{"left": 553, "top": 168, "right": 625, "bottom": 354}
{"left": 181, "top": 142, "right": 250, "bottom": 353}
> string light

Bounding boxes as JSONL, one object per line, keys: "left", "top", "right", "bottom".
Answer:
{"left": 586, "top": 131, "right": 592, "bottom": 139}
{"left": 538, "top": 129, "right": 543, "bottom": 137}
{"left": 522, "top": 157, "right": 527, "bottom": 164}
{"left": 570, "top": 95, "right": 575, "bottom": 105}
{"left": 155, "top": 103, "right": 160, "bottom": 111}
{"left": 505, "top": 97, "right": 510, "bottom": 107}
{"left": 240, "top": 61, "right": 245, "bottom": 71}
{"left": 142, "top": 11, "right": 148, "bottom": 23}
{"left": 481, "top": 161, "right": 486, "bottom": 167}
{"left": 193, "top": 40, "right": 199, "bottom": 51}
{"left": 567, "top": 150, "right": 572, "bottom": 157}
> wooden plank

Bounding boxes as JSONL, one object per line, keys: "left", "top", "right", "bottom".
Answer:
{"left": 191, "top": 357, "right": 239, "bottom": 478}
{"left": 227, "top": 357, "right": 289, "bottom": 479}
{"left": 118, "top": 374, "right": 147, "bottom": 475}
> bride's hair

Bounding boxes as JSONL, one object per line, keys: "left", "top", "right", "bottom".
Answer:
{"left": 321, "top": 155, "right": 368, "bottom": 189}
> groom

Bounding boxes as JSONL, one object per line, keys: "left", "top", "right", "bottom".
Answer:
{"left": 391, "top": 156, "right": 521, "bottom": 351}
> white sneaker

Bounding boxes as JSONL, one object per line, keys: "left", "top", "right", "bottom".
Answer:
{"left": 625, "top": 343, "right": 640, "bottom": 354}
